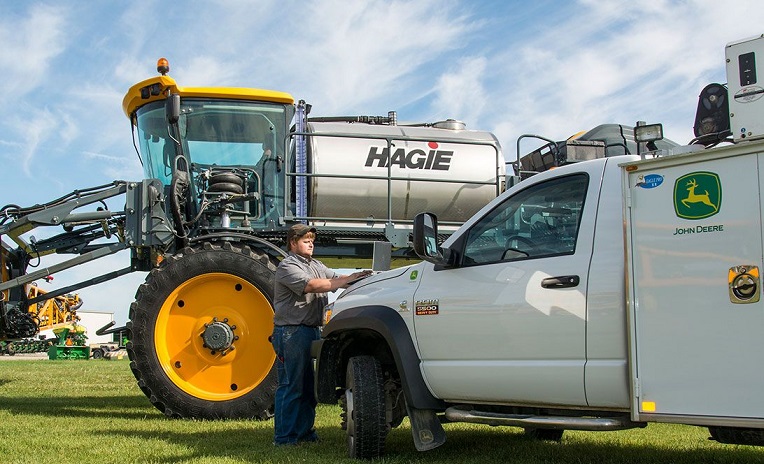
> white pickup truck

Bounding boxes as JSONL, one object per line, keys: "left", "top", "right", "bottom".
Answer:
{"left": 312, "top": 35, "right": 764, "bottom": 459}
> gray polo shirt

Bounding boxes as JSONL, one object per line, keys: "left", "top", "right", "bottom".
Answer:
{"left": 274, "top": 252, "right": 338, "bottom": 327}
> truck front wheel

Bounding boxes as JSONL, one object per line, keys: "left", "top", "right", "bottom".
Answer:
{"left": 127, "top": 242, "right": 278, "bottom": 419}
{"left": 342, "top": 355, "right": 388, "bottom": 459}
{"left": 525, "top": 427, "right": 564, "bottom": 441}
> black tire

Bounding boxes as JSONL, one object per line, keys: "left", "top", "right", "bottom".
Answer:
{"left": 92, "top": 348, "right": 104, "bottom": 359}
{"left": 343, "top": 355, "right": 388, "bottom": 459}
{"left": 127, "top": 242, "right": 278, "bottom": 419}
{"left": 525, "top": 427, "right": 564, "bottom": 441}
{"left": 709, "top": 426, "right": 764, "bottom": 446}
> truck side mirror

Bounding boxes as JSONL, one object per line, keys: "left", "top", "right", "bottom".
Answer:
{"left": 413, "top": 212, "right": 443, "bottom": 263}
{"left": 166, "top": 93, "right": 181, "bottom": 124}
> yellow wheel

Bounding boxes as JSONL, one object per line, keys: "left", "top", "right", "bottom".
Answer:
{"left": 128, "top": 242, "right": 279, "bottom": 419}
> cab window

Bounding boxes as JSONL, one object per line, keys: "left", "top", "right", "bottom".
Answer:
{"left": 462, "top": 174, "right": 588, "bottom": 265}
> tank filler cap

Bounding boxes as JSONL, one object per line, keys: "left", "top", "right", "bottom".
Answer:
{"left": 433, "top": 119, "right": 466, "bottom": 130}
{"left": 157, "top": 57, "right": 170, "bottom": 76}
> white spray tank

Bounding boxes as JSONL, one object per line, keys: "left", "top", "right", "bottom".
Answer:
{"left": 297, "top": 116, "right": 504, "bottom": 231}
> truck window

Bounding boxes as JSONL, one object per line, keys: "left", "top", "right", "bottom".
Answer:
{"left": 462, "top": 174, "right": 588, "bottom": 265}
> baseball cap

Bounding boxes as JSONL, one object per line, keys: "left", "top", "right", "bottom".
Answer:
{"left": 287, "top": 224, "right": 317, "bottom": 243}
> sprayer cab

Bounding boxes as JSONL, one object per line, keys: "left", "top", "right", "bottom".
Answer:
{"left": 123, "top": 59, "right": 296, "bottom": 241}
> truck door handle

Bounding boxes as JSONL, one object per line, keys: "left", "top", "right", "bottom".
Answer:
{"left": 541, "top": 275, "right": 580, "bottom": 288}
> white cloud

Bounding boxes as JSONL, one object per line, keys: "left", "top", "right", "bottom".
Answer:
{"left": 479, "top": 0, "right": 764, "bottom": 155}
{"left": 6, "top": 108, "right": 59, "bottom": 176}
{"left": 0, "top": 4, "right": 68, "bottom": 104}
{"left": 97, "top": 1, "right": 479, "bottom": 118}
{"left": 83, "top": 151, "right": 144, "bottom": 181}
{"left": 431, "top": 56, "right": 488, "bottom": 126}
{"left": 178, "top": 56, "right": 238, "bottom": 87}
{"left": 274, "top": 0, "right": 478, "bottom": 114}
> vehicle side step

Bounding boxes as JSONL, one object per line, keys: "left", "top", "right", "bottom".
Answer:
{"left": 444, "top": 406, "right": 644, "bottom": 431}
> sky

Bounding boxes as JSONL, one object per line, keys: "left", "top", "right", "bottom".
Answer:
{"left": 2, "top": 0, "right": 763, "bottom": 327}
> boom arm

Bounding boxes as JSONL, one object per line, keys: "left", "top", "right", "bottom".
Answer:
{"left": 0, "top": 179, "right": 174, "bottom": 340}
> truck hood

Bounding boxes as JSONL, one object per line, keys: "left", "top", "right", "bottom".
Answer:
{"left": 326, "top": 263, "right": 421, "bottom": 323}
{"left": 336, "top": 265, "right": 412, "bottom": 300}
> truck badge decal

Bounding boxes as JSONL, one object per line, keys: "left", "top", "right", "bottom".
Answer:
{"left": 673, "top": 172, "right": 721, "bottom": 220}
{"left": 415, "top": 299, "right": 439, "bottom": 315}
{"left": 636, "top": 174, "right": 663, "bottom": 189}
{"left": 365, "top": 143, "right": 453, "bottom": 170}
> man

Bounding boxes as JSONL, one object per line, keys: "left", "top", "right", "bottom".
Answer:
{"left": 271, "top": 224, "right": 371, "bottom": 445}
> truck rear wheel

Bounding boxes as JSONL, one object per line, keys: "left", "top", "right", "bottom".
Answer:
{"left": 709, "top": 426, "right": 764, "bottom": 446}
{"left": 342, "top": 355, "right": 388, "bottom": 459}
{"left": 127, "top": 242, "right": 278, "bottom": 419}
{"left": 525, "top": 427, "right": 564, "bottom": 441}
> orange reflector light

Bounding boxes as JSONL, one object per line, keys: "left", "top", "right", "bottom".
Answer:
{"left": 641, "top": 401, "right": 656, "bottom": 412}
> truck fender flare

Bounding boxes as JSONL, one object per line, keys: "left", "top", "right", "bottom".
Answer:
{"left": 319, "top": 305, "right": 445, "bottom": 410}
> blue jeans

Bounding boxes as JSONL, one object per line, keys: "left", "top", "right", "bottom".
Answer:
{"left": 271, "top": 325, "right": 320, "bottom": 445}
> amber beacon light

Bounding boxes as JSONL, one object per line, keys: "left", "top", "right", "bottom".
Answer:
{"left": 157, "top": 57, "right": 170, "bottom": 76}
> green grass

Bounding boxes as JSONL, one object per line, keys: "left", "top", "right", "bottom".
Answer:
{"left": 1, "top": 359, "right": 763, "bottom": 463}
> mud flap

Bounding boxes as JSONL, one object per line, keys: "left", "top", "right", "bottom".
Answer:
{"left": 405, "top": 404, "right": 446, "bottom": 451}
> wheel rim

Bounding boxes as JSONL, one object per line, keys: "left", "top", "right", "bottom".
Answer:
{"left": 345, "top": 387, "right": 356, "bottom": 449}
{"left": 154, "top": 272, "right": 275, "bottom": 401}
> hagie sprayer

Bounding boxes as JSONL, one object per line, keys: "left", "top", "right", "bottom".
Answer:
{"left": 0, "top": 58, "right": 504, "bottom": 419}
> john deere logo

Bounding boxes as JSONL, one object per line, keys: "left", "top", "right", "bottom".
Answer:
{"left": 674, "top": 171, "right": 721, "bottom": 220}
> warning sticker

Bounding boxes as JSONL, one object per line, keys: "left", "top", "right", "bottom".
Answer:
{"left": 415, "top": 299, "right": 439, "bottom": 315}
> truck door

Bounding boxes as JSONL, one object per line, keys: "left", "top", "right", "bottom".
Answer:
{"left": 412, "top": 162, "right": 604, "bottom": 406}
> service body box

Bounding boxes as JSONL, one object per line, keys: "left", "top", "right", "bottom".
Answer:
{"left": 623, "top": 141, "right": 764, "bottom": 427}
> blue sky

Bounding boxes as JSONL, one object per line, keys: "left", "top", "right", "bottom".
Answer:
{"left": 2, "top": 0, "right": 763, "bottom": 326}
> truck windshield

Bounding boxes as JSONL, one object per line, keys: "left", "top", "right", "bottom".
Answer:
{"left": 134, "top": 99, "right": 290, "bottom": 186}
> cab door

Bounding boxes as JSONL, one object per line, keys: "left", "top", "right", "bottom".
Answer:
{"left": 412, "top": 163, "right": 604, "bottom": 406}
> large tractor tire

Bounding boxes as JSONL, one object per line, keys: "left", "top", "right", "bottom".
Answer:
{"left": 127, "top": 241, "right": 278, "bottom": 419}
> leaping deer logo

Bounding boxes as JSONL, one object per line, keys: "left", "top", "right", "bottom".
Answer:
{"left": 681, "top": 178, "right": 719, "bottom": 212}
{"left": 673, "top": 172, "right": 721, "bottom": 220}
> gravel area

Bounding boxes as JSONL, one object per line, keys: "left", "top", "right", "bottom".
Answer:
{"left": 0, "top": 352, "right": 49, "bottom": 361}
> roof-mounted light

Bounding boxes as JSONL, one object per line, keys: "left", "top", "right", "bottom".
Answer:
{"left": 634, "top": 123, "right": 664, "bottom": 144}
{"left": 634, "top": 122, "right": 664, "bottom": 157}
{"left": 157, "top": 57, "right": 170, "bottom": 76}
{"left": 140, "top": 83, "right": 163, "bottom": 100}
